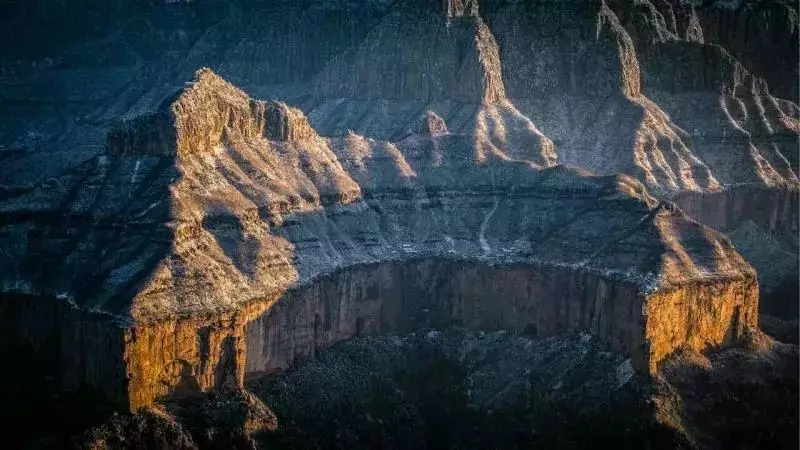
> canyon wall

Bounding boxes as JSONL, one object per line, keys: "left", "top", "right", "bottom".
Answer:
{"left": 0, "top": 67, "right": 763, "bottom": 412}
{"left": 123, "top": 301, "right": 268, "bottom": 411}
{"left": 0, "top": 256, "right": 759, "bottom": 412}
{"left": 693, "top": 1, "right": 799, "bottom": 102}
{"left": 243, "top": 260, "right": 648, "bottom": 378}
{"left": 672, "top": 186, "right": 799, "bottom": 317}
{"left": 243, "top": 260, "right": 757, "bottom": 381}
{"left": 644, "top": 276, "right": 759, "bottom": 372}
{"left": 121, "top": 257, "right": 757, "bottom": 411}
{"left": 672, "top": 186, "right": 799, "bottom": 236}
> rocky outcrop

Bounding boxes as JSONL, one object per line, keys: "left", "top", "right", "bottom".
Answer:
{"left": 644, "top": 276, "right": 758, "bottom": 371}
{"left": 412, "top": 111, "right": 449, "bottom": 136}
{"left": 79, "top": 387, "right": 277, "bottom": 450}
{"left": 108, "top": 69, "right": 318, "bottom": 157}
{"left": 654, "top": 332, "right": 799, "bottom": 449}
{"left": 79, "top": 407, "right": 198, "bottom": 450}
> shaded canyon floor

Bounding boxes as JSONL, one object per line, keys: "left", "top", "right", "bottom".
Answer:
{"left": 66, "top": 327, "right": 799, "bottom": 450}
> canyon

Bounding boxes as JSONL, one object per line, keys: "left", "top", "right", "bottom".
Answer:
{"left": 1, "top": 66, "right": 761, "bottom": 411}
{"left": 0, "top": 0, "right": 797, "bottom": 448}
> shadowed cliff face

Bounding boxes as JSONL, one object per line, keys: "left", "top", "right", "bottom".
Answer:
{"left": 596, "top": 0, "right": 799, "bottom": 319}
{"left": 693, "top": 0, "right": 798, "bottom": 102}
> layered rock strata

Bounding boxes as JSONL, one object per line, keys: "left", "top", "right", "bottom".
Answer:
{"left": 2, "top": 2, "right": 796, "bottom": 271}
{"left": 0, "top": 70, "right": 758, "bottom": 411}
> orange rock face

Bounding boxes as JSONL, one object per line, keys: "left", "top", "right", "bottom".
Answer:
{"left": 644, "top": 276, "right": 759, "bottom": 374}
{"left": 123, "top": 300, "right": 275, "bottom": 411}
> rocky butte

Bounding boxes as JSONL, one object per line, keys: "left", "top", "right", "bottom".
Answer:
{"left": 0, "top": 66, "right": 760, "bottom": 410}
{"left": 0, "top": 0, "right": 797, "bottom": 445}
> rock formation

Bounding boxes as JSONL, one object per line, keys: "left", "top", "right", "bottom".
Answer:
{"left": 599, "top": 0, "right": 799, "bottom": 319}
{"left": 1, "top": 68, "right": 759, "bottom": 412}
{"left": 0, "top": 0, "right": 796, "bottom": 434}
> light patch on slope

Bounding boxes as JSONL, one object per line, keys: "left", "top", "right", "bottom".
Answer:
{"left": 615, "top": 359, "right": 634, "bottom": 388}
{"left": 479, "top": 196, "right": 499, "bottom": 256}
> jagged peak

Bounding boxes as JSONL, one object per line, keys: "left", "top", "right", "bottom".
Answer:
{"left": 107, "top": 68, "right": 317, "bottom": 157}
{"left": 184, "top": 67, "right": 250, "bottom": 105}
{"left": 684, "top": 7, "right": 705, "bottom": 42}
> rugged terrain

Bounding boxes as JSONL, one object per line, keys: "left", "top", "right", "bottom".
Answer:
{"left": 0, "top": 65, "right": 760, "bottom": 408}
{"left": 1, "top": 0, "right": 796, "bottom": 306}
{"left": 0, "top": 0, "right": 797, "bottom": 448}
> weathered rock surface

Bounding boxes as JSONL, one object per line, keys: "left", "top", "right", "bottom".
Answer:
{"left": 79, "top": 407, "right": 198, "bottom": 450}
{"left": 1, "top": 68, "right": 759, "bottom": 412}
{"left": 598, "top": 0, "right": 799, "bottom": 320}
{"left": 78, "top": 387, "right": 277, "bottom": 450}
{"left": 3, "top": 1, "right": 795, "bottom": 190}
